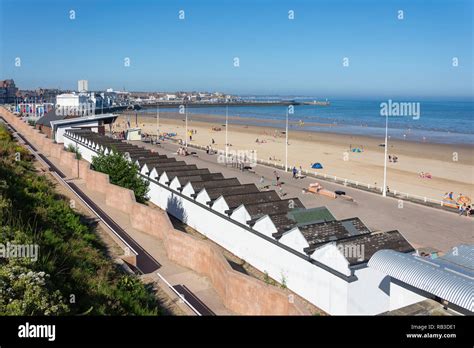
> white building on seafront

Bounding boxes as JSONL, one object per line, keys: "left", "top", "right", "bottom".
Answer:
{"left": 55, "top": 93, "right": 94, "bottom": 116}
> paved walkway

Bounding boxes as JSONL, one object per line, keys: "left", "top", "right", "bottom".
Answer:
{"left": 134, "top": 139, "right": 473, "bottom": 253}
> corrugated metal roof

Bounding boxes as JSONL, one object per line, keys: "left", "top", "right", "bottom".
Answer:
{"left": 368, "top": 249, "right": 474, "bottom": 312}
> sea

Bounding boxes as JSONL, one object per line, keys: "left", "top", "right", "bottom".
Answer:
{"left": 139, "top": 99, "right": 474, "bottom": 145}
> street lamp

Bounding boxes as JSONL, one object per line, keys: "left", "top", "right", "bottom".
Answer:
{"left": 382, "top": 113, "right": 388, "bottom": 196}
{"left": 185, "top": 104, "right": 188, "bottom": 148}
{"left": 285, "top": 107, "right": 289, "bottom": 172}
{"left": 156, "top": 105, "right": 160, "bottom": 142}
{"left": 225, "top": 105, "right": 229, "bottom": 160}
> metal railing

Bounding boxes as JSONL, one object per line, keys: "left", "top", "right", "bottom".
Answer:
{"left": 139, "top": 136, "right": 464, "bottom": 214}
{"left": 181, "top": 142, "right": 461, "bottom": 213}
{"left": 255, "top": 158, "right": 459, "bottom": 210}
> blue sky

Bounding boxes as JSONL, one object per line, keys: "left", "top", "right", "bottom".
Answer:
{"left": 0, "top": 0, "right": 472, "bottom": 99}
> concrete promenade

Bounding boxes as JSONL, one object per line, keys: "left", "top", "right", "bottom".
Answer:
{"left": 135, "top": 139, "right": 473, "bottom": 253}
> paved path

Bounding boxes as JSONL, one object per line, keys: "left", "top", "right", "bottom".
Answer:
{"left": 134, "top": 139, "right": 473, "bottom": 252}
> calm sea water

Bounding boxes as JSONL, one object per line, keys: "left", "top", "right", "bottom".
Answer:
{"left": 140, "top": 100, "right": 474, "bottom": 145}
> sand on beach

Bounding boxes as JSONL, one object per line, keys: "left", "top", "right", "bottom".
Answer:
{"left": 114, "top": 112, "right": 474, "bottom": 202}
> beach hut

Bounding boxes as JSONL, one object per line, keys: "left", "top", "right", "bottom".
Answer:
{"left": 126, "top": 128, "right": 142, "bottom": 141}
{"left": 311, "top": 162, "right": 323, "bottom": 169}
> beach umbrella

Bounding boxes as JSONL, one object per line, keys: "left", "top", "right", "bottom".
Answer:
{"left": 311, "top": 163, "right": 323, "bottom": 169}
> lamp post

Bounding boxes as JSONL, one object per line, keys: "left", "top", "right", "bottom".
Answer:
{"left": 185, "top": 104, "right": 188, "bottom": 148}
{"left": 225, "top": 105, "right": 229, "bottom": 160}
{"left": 156, "top": 105, "right": 160, "bottom": 142}
{"left": 382, "top": 113, "right": 388, "bottom": 196}
{"left": 285, "top": 107, "right": 289, "bottom": 172}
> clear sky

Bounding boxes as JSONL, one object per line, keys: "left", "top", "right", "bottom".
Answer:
{"left": 0, "top": 0, "right": 472, "bottom": 99}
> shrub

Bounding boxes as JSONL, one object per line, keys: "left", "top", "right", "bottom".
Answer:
{"left": 91, "top": 151, "right": 149, "bottom": 203}
{"left": 66, "top": 144, "right": 82, "bottom": 160}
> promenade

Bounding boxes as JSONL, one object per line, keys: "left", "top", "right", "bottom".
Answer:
{"left": 134, "top": 138, "right": 473, "bottom": 253}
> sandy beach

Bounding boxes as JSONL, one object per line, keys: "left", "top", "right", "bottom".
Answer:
{"left": 113, "top": 112, "right": 474, "bottom": 201}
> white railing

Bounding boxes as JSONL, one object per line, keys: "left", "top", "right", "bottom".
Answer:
{"left": 163, "top": 141, "right": 450, "bottom": 209}
{"left": 255, "top": 159, "right": 447, "bottom": 207}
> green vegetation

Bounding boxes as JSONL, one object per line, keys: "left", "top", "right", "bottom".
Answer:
{"left": 66, "top": 143, "right": 82, "bottom": 160}
{"left": 263, "top": 271, "right": 276, "bottom": 286}
{"left": 0, "top": 125, "right": 161, "bottom": 315}
{"left": 91, "top": 150, "right": 149, "bottom": 203}
{"left": 280, "top": 274, "right": 287, "bottom": 289}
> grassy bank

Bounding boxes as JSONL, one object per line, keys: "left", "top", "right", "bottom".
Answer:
{"left": 0, "top": 124, "right": 162, "bottom": 315}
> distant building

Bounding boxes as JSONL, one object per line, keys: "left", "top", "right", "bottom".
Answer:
{"left": 16, "top": 102, "right": 54, "bottom": 118}
{"left": 56, "top": 93, "right": 94, "bottom": 116}
{"left": 78, "top": 80, "right": 88, "bottom": 93}
{"left": 0, "top": 79, "right": 18, "bottom": 104}
{"left": 34, "top": 88, "right": 62, "bottom": 103}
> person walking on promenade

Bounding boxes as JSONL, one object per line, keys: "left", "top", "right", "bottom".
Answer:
{"left": 292, "top": 166, "right": 297, "bottom": 179}
{"left": 274, "top": 170, "right": 280, "bottom": 186}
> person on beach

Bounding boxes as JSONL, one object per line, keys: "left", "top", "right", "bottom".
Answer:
{"left": 449, "top": 192, "right": 454, "bottom": 200}
{"left": 212, "top": 138, "right": 215, "bottom": 145}
{"left": 388, "top": 155, "right": 392, "bottom": 162}
{"left": 459, "top": 203, "right": 466, "bottom": 216}
{"left": 292, "top": 166, "right": 297, "bottom": 179}
{"left": 466, "top": 205, "right": 472, "bottom": 217}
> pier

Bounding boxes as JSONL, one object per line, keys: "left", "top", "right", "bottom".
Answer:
{"left": 135, "top": 100, "right": 301, "bottom": 109}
